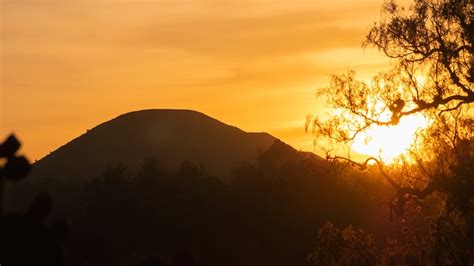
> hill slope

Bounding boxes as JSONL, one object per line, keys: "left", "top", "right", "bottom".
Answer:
{"left": 31, "top": 109, "right": 276, "bottom": 183}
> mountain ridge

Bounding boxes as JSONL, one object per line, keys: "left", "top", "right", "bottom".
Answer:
{"left": 30, "top": 109, "right": 278, "bottom": 183}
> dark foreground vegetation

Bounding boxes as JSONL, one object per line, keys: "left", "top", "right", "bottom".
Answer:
{"left": 4, "top": 136, "right": 473, "bottom": 265}
{"left": 2, "top": 0, "right": 473, "bottom": 264}
{"left": 7, "top": 139, "right": 387, "bottom": 266}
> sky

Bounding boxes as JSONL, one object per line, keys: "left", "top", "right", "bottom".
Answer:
{"left": 1, "top": 0, "right": 397, "bottom": 161}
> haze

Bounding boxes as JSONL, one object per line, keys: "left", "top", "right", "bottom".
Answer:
{"left": 1, "top": 0, "right": 398, "bottom": 160}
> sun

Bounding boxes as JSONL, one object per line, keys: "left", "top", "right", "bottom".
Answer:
{"left": 351, "top": 114, "right": 429, "bottom": 162}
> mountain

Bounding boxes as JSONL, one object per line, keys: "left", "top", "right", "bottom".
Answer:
{"left": 30, "top": 109, "right": 277, "bottom": 183}
{"left": 9, "top": 110, "right": 383, "bottom": 266}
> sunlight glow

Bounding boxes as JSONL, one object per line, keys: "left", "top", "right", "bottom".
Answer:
{"left": 351, "top": 114, "right": 429, "bottom": 162}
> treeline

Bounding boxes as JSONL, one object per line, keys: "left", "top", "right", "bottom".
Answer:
{"left": 11, "top": 140, "right": 385, "bottom": 266}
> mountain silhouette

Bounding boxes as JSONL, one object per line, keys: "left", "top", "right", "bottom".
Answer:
{"left": 7, "top": 110, "right": 382, "bottom": 266}
{"left": 30, "top": 109, "right": 276, "bottom": 183}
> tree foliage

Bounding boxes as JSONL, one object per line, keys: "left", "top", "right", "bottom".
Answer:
{"left": 308, "top": 222, "right": 377, "bottom": 265}
{"left": 313, "top": 0, "right": 472, "bottom": 139}
{"left": 311, "top": 0, "right": 473, "bottom": 210}
{"left": 309, "top": 0, "right": 473, "bottom": 264}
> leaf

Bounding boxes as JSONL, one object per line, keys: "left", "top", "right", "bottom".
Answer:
{"left": 0, "top": 134, "right": 21, "bottom": 158}
{"left": 3, "top": 155, "right": 31, "bottom": 182}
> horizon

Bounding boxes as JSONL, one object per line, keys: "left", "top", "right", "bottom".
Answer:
{"left": 23, "top": 108, "right": 317, "bottom": 162}
{"left": 2, "top": 0, "right": 472, "bottom": 265}
{"left": 1, "top": 0, "right": 402, "bottom": 161}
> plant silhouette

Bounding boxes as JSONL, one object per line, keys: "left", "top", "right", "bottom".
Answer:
{"left": 1, "top": 134, "right": 68, "bottom": 266}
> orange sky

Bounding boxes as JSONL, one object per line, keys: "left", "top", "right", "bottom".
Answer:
{"left": 1, "top": 0, "right": 396, "bottom": 161}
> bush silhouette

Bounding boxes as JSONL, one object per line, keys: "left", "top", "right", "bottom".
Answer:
{"left": 1, "top": 134, "right": 68, "bottom": 266}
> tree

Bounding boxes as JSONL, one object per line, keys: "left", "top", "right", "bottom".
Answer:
{"left": 313, "top": 0, "right": 472, "bottom": 134}
{"left": 308, "top": 222, "right": 378, "bottom": 265}
{"left": 309, "top": 0, "right": 473, "bottom": 263}
{"left": 311, "top": 0, "right": 472, "bottom": 209}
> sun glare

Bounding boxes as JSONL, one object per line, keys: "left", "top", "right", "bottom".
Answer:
{"left": 351, "top": 114, "right": 429, "bottom": 162}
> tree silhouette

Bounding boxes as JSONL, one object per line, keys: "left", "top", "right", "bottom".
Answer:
{"left": 312, "top": 0, "right": 472, "bottom": 135}
{"left": 309, "top": 0, "right": 473, "bottom": 263}
{"left": 311, "top": 0, "right": 472, "bottom": 209}
{"left": 308, "top": 222, "right": 377, "bottom": 265}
